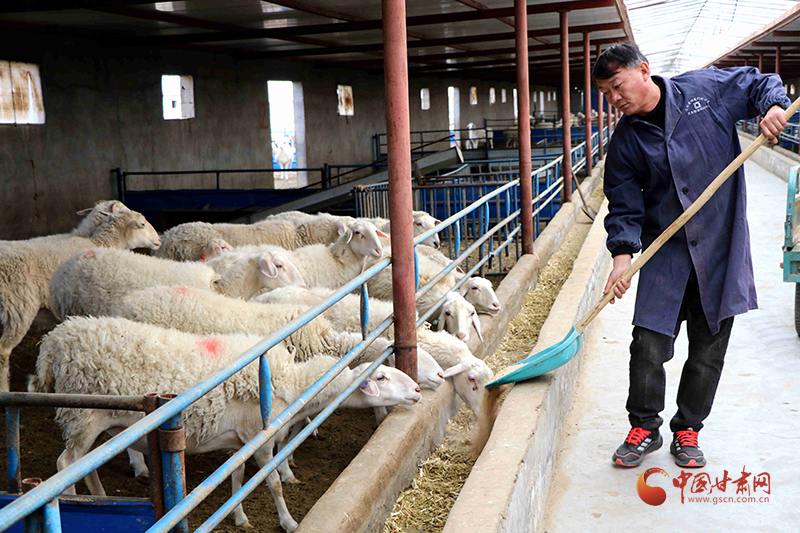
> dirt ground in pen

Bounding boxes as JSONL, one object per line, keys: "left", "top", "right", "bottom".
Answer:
{"left": 2, "top": 333, "right": 377, "bottom": 532}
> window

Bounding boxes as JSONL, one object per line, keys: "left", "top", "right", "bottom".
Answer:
{"left": 501, "top": 88, "right": 507, "bottom": 104}
{"left": 533, "top": 91, "right": 537, "bottom": 103}
{"left": 791, "top": 84, "right": 796, "bottom": 95}
{"left": 0, "top": 61, "right": 45, "bottom": 124}
{"left": 547, "top": 91, "right": 551, "bottom": 102}
{"left": 337, "top": 84, "right": 354, "bottom": 116}
{"left": 420, "top": 88, "right": 430, "bottom": 110}
{"left": 470, "top": 86, "right": 477, "bottom": 105}
{"left": 513, "top": 88, "right": 518, "bottom": 118}
{"left": 489, "top": 87, "right": 496, "bottom": 105}
{"left": 162, "top": 74, "right": 194, "bottom": 120}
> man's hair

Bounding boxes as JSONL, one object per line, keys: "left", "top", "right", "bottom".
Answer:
{"left": 592, "top": 42, "right": 649, "bottom": 80}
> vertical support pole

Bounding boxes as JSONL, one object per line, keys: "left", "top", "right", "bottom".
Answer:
{"left": 583, "top": 32, "right": 592, "bottom": 175}
{"left": 560, "top": 10, "right": 573, "bottom": 203}
{"left": 596, "top": 44, "right": 604, "bottom": 159}
{"left": 22, "top": 478, "right": 43, "bottom": 533}
{"left": 382, "top": 0, "right": 417, "bottom": 381}
{"left": 144, "top": 393, "right": 165, "bottom": 521}
{"left": 516, "top": 0, "right": 533, "bottom": 255}
{"left": 158, "top": 394, "right": 188, "bottom": 533}
{"left": 42, "top": 498, "right": 62, "bottom": 533}
{"left": 775, "top": 46, "right": 781, "bottom": 75}
{"left": 6, "top": 407, "right": 21, "bottom": 493}
{"left": 259, "top": 353, "right": 272, "bottom": 428}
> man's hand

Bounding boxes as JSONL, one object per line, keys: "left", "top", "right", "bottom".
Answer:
{"left": 604, "top": 254, "right": 632, "bottom": 304}
{"left": 761, "top": 105, "right": 788, "bottom": 144}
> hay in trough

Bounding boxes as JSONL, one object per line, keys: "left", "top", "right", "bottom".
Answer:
{"left": 384, "top": 184, "right": 604, "bottom": 532}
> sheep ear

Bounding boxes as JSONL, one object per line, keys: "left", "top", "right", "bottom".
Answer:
{"left": 442, "top": 363, "right": 466, "bottom": 379}
{"left": 336, "top": 221, "right": 348, "bottom": 237}
{"left": 359, "top": 378, "right": 380, "bottom": 397}
{"left": 431, "top": 305, "right": 446, "bottom": 331}
{"left": 376, "top": 229, "right": 390, "bottom": 240}
{"left": 259, "top": 256, "right": 278, "bottom": 278}
{"left": 472, "top": 314, "right": 484, "bottom": 341}
{"left": 457, "top": 284, "right": 468, "bottom": 296}
{"left": 345, "top": 228, "right": 354, "bottom": 244}
{"left": 76, "top": 207, "right": 93, "bottom": 216}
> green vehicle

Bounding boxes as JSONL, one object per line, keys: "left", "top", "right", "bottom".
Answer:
{"left": 785, "top": 165, "right": 800, "bottom": 336}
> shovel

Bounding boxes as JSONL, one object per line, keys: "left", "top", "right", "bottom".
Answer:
{"left": 486, "top": 96, "right": 800, "bottom": 388}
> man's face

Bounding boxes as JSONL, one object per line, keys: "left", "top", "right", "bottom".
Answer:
{"left": 596, "top": 61, "right": 652, "bottom": 115}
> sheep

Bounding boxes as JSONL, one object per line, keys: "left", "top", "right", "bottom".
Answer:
{"left": 0, "top": 200, "right": 129, "bottom": 247}
{"left": 155, "top": 218, "right": 304, "bottom": 261}
{"left": 197, "top": 238, "right": 234, "bottom": 262}
{"left": 0, "top": 208, "right": 161, "bottom": 391}
{"left": 29, "top": 316, "right": 421, "bottom": 531}
{"left": 48, "top": 248, "right": 306, "bottom": 322}
{"left": 459, "top": 276, "right": 501, "bottom": 315}
{"left": 104, "top": 285, "right": 442, "bottom": 483}
{"left": 253, "top": 287, "right": 492, "bottom": 418}
{"left": 430, "top": 291, "right": 482, "bottom": 342}
{"left": 208, "top": 219, "right": 386, "bottom": 291}
{"left": 107, "top": 285, "right": 443, "bottom": 389}
{"left": 265, "top": 210, "right": 317, "bottom": 226}
{"left": 363, "top": 211, "right": 440, "bottom": 249}
{"left": 272, "top": 140, "right": 295, "bottom": 180}
{"left": 293, "top": 213, "right": 355, "bottom": 248}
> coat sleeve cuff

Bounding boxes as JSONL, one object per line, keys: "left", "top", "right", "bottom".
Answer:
{"left": 760, "top": 95, "right": 791, "bottom": 116}
{"left": 611, "top": 245, "right": 636, "bottom": 257}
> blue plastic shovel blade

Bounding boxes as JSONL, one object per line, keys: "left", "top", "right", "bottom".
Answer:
{"left": 485, "top": 327, "right": 582, "bottom": 387}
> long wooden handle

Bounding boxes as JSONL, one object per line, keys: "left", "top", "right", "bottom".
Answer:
{"left": 576, "top": 96, "right": 800, "bottom": 333}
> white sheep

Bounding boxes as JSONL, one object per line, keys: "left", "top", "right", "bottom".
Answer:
{"left": 197, "top": 237, "right": 234, "bottom": 262}
{"left": 155, "top": 219, "right": 303, "bottom": 261}
{"left": 29, "top": 316, "right": 421, "bottom": 532}
{"left": 0, "top": 200, "right": 129, "bottom": 247}
{"left": 0, "top": 208, "right": 161, "bottom": 391}
{"left": 430, "top": 291, "right": 482, "bottom": 342}
{"left": 253, "top": 287, "right": 492, "bottom": 417}
{"left": 209, "top": 219, "right": 386, "bottom": 291}
{"left": 293, "top": 213, "right": 355, "bottom": 248}
{"left": 363, "top": 211, "right": 440, "bottom": 249}
{"left": 48, "top": 248, "right": 305, "bottom": 321}
{"left": 272, "top": 140, "right": 295, "bottom": 180}
{"left": 459, "top": 276, "right": 501, "bottom": 315}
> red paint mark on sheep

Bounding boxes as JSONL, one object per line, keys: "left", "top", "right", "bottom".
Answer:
{"left": 83, "top": 250, "right": 96, "bottom": 258}
{"left": 170, "top": 287, "right": 192, "bottom": 296}
{"left": 199, "top": 338, "right": 223, "bottom": 357}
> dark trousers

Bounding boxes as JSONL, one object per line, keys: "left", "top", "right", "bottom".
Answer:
{"left": 627, "top": 271, "right": 734, "bottom": 434}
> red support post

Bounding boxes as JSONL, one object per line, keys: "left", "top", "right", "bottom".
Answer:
{"left": 607, "top": 99, "right": 612, "bottom": 133}
{"left": 583, "top": 32, "right": 592, "bottom": 176}
{"left": 596, "top": 43, "right": 604, "bottom": 159}
{"left": 776, "top": 46, "right": 781, "bottom": 75}
{"left": 516, "top": 0, "right": 534, "bottom": 255}
{"left": 560, "top": 10, "right": 573, "bottom": 203}
{"left": 382, "top": 0, "right": 417, "bottom": 380}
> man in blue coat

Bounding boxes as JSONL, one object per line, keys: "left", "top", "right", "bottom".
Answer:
{"left": 594, "top": 42, "right": 790, "bottom": 468}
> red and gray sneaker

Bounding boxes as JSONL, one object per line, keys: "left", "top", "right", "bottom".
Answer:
{"left": 612, "top": 427, "right": 662, "bottom": 467}
{"left": 670, "top": 429, "right": 706, "bottom": 468}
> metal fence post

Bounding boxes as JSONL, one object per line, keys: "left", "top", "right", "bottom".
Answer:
{"left": 6, "top": 407, "right": 21, "bottom": 493}
{"left": 22, "top": 478, "right": 43, "bottom": 533}
{"left": 158, "top": 394, "right": 188, "bottom": 533}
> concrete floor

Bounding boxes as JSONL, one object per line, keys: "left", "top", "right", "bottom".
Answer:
{"left": 542, "top": 161, "right": 800, "bottom": 532}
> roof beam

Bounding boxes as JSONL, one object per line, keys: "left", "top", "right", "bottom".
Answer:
{"left": 122, "top": 0, "right": 616, "bottom": 47}
{"left": 239, "top": 22, "right": 625, "bottom": 60}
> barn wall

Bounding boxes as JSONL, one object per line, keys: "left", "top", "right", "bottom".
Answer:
{"left": 1, "top": 29, "right": 539, "bottom": 239}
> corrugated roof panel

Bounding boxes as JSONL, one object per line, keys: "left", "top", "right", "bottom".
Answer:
{"left": 627, "top": 0, "right": 799, "bottom": 76}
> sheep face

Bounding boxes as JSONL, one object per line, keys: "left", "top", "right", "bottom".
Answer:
{"left": 412, "top": 212, "right": 441, "bottom": 249}
{"left": 353, "top": 363, "right": 421, "bottom": 406}
{"left": 198, "top": 238, "right": 234, "bottom": 262}
{"left": 434, "top": 293, "right": 482, "bottom": 342}
{"left": 258, "top": 251, "right": 307, "bottom": 290}
{"left": 459, "top": 277, "right": 501, "bottom": 315}
{"left": 441, "top": 359, "right": 494, "bottom": 417}
{"left": 416, "top": 347, "right": 445, "bottom": 389}
{"left": 112, "top": 211, "right": 161, "bottom": 250}
{"left": 344, "top": 220, "right": 386, "bottom": 259}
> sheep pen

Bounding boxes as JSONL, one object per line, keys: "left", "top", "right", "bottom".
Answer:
{"left": 383, "top": 184, "right": 604, "bottom": 532}
{"left": 0, "top": 186, "right": 601, "bottom": 532}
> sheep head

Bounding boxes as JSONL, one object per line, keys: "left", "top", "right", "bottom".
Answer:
{"left": 459, "top": 277, "right": 501, "bottom": 315}
{"left": 344, "top": 220, "right": 386, "bottom": 259}
{"left": 412, "top": 211, "right": 441, "bottom": 249}
{"left": 433, "top": 292, "right": 482, "bottom": 342}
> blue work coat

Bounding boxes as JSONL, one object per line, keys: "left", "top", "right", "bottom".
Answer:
{"left": 604, "top": 67, "right": 791, "bottom": 337}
